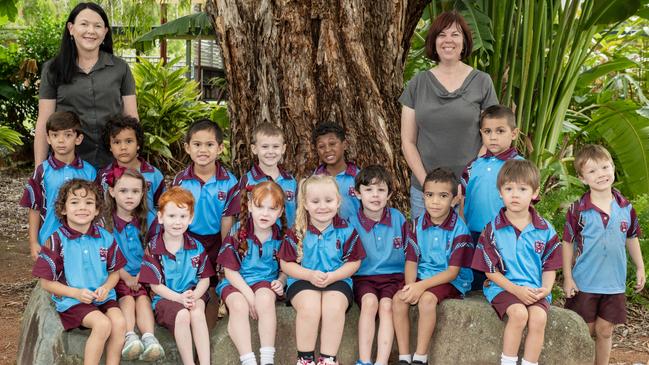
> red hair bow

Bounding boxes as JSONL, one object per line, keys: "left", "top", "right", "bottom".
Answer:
{"left": 106, "top": 166, "right": 127, "bottom": 187}
{"left": 245, "top": 185, "right": 255, "bottom": 192}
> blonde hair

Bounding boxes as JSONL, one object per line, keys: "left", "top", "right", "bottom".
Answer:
{"left": 574, "top": 144, "right": 614, "bottom": 176}
{"left": 293, "top": 175, "right": 341, "bottom": 262}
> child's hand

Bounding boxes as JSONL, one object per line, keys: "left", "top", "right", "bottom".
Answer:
{"left": 125, "top": 274, "right": 141, "bottom": 291}
{"left": 533, "top": 287, "right": 550, "bottom": 301}
{"left": 563, "top": 277, "right": 579, "bottom": 298}
{"left": 309, "top": 270, "right": 328, "bottom": 288}
{"left": 29, "top": 241, "right": 41, "bottom": 262}
{"left": 635, "top": 271, "right": 646, "bottom": 293}
{"left": 243, "top": 291, "right": 258, "bottom": 320}
{"left": 76, "top": 288, "right": 97, "bottom": 304}
{"left": 513, "top": 285, "right": 538, "bottom": 305}
{"left": 270, "top": 280, "right": 284, "bottom": 296}
{"left": 400, "top": 282, "right": 424, "bottom": 305}
{"left": 179, "top": 290, "right": 195, "bottom": 309}
{"left": 94, "top": 286, "right": 109, "bottom": 302}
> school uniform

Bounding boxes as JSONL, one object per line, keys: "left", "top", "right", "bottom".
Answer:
{"left": 239, "top": 164, "right": 298, "bottom": 227}
{"left": 97, "top": 158, "right": 165, "bottom": 226}
{"left": 471, "top": 208, "right": 562, "bottom": 320}
{"left": 278, "top": 215, "right": 366, "bottom": 308}
{"left": 111, "top": 212, "right": 156, "bottom": 298}
{"left": 139, "top": 230, "right": 215, "bottom": 333}
{"left": 172, "top": 161, "right": 239, "bottom": 262}
{"left": 216, "top": 220, "right": 283, "bottom": 301}
{"left": 348, "top": 207, "right": 407, "bottom": 306}
{"left": 405, "top": 210, "right": 475, "bottom": 302}
{"left": 563, "top": 189, "right": 640, "bottom": 324}
{"left": 20, "top": 155, "right": 97, "bottom": 245}
{"left": 313, "top": 162, "right": 361, "bottom": 221}
{"left": 32, "top": 223, "right": 126, "bottom": 330}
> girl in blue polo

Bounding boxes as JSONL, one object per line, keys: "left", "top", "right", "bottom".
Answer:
{"left": 278, "top": 175, "right": 366, "bottom": 365}
{"left": 102, "top": 167, "right": 164, "bottom": 361}
{"left": 217, "top": 181, "right": 288, "bottom": 365}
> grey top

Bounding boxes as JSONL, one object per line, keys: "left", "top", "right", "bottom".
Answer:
{"left": 399, "top": 69, "right": 498, "bottom": 190}
{"left": 40, "top": 51, "right": 136, "bottom": 168}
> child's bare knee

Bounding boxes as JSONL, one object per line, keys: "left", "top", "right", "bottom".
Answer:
{"left": 506, "top": 305, "right": 528, "bottom": 325}
{"left": 361, "top": 294, "right": 379, "bottom": 313}
{"left": 175, "top": 309, "right": 191, "bottom": 327}
{"left": 527, "top": 310, "right": 547, "bottom": 331}
{"left": 378, "top": 299, "right": 393, "bottom": 316}
{"left": 595, "top": 321, "right": 614, "bottom": 339}
{"left": 417, "top": 294, "right": 438, "bottom": 311}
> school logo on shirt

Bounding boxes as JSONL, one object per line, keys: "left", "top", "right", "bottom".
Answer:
{"left": 534, "top": 240, "right": 544, "bottom": 254}
{"left": 99, "top": 247, "right": 108, "bottom": 262}
{"left": 217, "top": 191, "right": 226, "bottom": 201}
{"left": 348, "top": 186, "right": 356, "bottom": 197}
{"left": 146, "top": 181, "right": 152, "bottom": 189}
{"left": 336, "top": 239, "right": 341, "bottom": 250}
{"left": 285, "top": 190, "right": 295, "bottom": 201}
{"left": 620, "top": 221, "right": 629, "bottom": 233}
{"left": 191, "top": 255, "right": 201, "bottom": 268}
{"left": 393, "top": 237, "right": 403, "bottom": 249}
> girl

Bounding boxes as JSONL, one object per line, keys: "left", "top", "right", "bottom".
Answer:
{"left": 102, "top": 166, "right": 164, "bottom": 361}
{"left": 216, "top": 181, "right": 288, "bottom": 365}
{"left": 139, "top": 187, "right": 215, "bottom": 365}
{"left": 278, "top": 175, "right": 366, "bottom": 365}
{"left": 32, "top": 179, "right": 126, "bottom": 365}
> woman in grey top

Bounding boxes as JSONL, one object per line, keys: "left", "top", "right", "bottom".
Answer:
{"left": 34, "top": 2, "right": 138, "bottom": 169}
{"left": 400, "top": 11, "right": 498, "bottom": 218}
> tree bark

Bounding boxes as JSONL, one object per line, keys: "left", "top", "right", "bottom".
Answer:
{"left": 207, "top": 0, "right": 428, "bottom": 210}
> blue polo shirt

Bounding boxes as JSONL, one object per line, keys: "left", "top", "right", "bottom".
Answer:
{"left": 215, "top": 220, "right": 283, "bottom": 296}
{"left": 405, "top": 210, "right": 475, "bottom": 295}
{"left": 563, "top": 190, "right": 640, "bottom": 294}
{"left": 32, "top": 223, "right": 126, "bottom": 312}
{"left": 172, "top": 161, "right": 240, "bottom": 236}
{"left": 348, "top": 207, "right": 407, "bottom": 276}
{"left": 20, "top": 155, "right": 97, "bottom": 245}
{"left": 139, "top": 230, "right": 216, "bottom": 309}
{"left": 313, "top": 162, "right": 361, "bottom": 220}
{"left": 472, "top": 208, "right": 562, "bottom": 303}
{"left": 111, "top": 212, "right": 156, "bottom": 276}
{"left": 461, "top": 147, "right": 522, "bottom": 233}
{"left": 278, "top": 215, "right": 366, "bottom": 289}
{"left": 98, "top": 158, "right": 165, "bottom": 224}
{"left": 239, "top": 164, "right": 297, "bottom": 227}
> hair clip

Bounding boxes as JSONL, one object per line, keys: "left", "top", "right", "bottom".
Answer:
{"left": 106, "top": 166, "right": 127, "bottom": 187}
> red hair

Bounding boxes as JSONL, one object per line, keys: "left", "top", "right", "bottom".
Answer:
{"left": 158, "top": 187, "right": 195, "bottom": 216}
{"left": 237, "top": 181, "right": 286, "bottom": 257}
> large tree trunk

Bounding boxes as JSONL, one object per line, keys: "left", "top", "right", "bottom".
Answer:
{"left": 207, "top": 0, "right": 428, "bottom": 210}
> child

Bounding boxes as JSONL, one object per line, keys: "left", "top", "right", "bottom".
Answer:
{"left": 239, "top": 122, "right": 298, "bottom": 227}
{"left": 102, "top": 167, "right": 164, "bottom": 361}
{"left": 471, "top": 160, "right": 562, "bottom": 365}
{"left": 312, "top": 122, "right": 360, "bottom": 221}
{"left": 32, "top": 179, "right": 126, "bottom": 365}
{"left": 98, "top": 115, "right": 165, "bottom": 225}
{"left": 278, "top": 175, "right": 366, "bottom": 365}
{"left": 562, "top": 144, "right": 645, "bottom": 365}
{"left": 392, "top": 168, "right": 474, "bottom": 365}
{"left": 139, "top": 187, "right": 215, "bottom": 365}
{"left": 348, "top": 165, "right": 408, "bottom": 365}
{"left": 216, "top": 181, "right": 288, "bottom": 365}
{"left": 21, "top": 111, "right": 97, "bottom": 260}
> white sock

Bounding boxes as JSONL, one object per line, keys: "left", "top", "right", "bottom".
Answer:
{"left": 125, "top": 331, "right": 136, "bottom": 337}
{"left": 501, "top": 353, "right": 518, "bottom": 365}
{"left": 374, "top": 363, "right": 385, "bottom": 365}
{"left": 398, "top": 354, "right": 412, "bottom": 363}
{"left": 259, "top": 346, "right": 275, "bottom": 364}
{"left": 521, "top": 359, "right": 538, "bottom": 365}
{"left": 413, "top": 353, "right": 428, "bottom": 363}
{"left": 141, "top": 332, "right": 154, "bottom": 339}
{"left": 240, "top": 352, "right": 257, "bottom": 365}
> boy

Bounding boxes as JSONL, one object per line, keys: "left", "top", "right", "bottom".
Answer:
{"left": 98, "top": 115, "right": 165, "bottom": 223}
{"left": 471, "top": 160, "right": 562, "bottom": 365}
{"left": 312, "top": 122, "right": 360, "bottom": 220}
{"left": 392, "top": 168, "right": 474, "bottom": 365}
{"left": 562, "top": 144, "right": 645, "bottom": 365}
{"left": 20, "top": 111, "right": 97, "bottom": 261}
{"left": 239, "top": 122, "right": 297, "bottom": 227}
{"left": 348, "top": 165, "right": 408, "bottom": 365}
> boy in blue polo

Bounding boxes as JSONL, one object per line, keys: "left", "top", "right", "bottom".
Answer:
{"left": 21, "top": 111, "right": 97, "bottom": 261}
{"left": 239, "top": 122, "right": 298, "bottom": 227}
{"left": 312, "top": 122, "right": 361, "bottom": 220}
{"left": 392, "top": 168, "right": 474, "bottom": 365}
{"left": 471, "top": 160, "right": 562, "bottom": 365}
{"left": 348, "top": 165, "right": 408, "bottom": 365}
{"left": 562, "top": 144, "right": 645, "bottom": 365}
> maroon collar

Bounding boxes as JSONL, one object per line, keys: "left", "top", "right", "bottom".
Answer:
{"left": 578, "top": 189, "right": 630, "bottom": 213}
{"left": 494, "top": 207, "right": 548, "bottom": 230}
{"left": 47, "top": 154, "right": 84, "bottom": 170}
{"left": 482, "top": 147, "right": 519, "bottom": 161}
{"left": 112, "top": 213, "right": 142, "bottom": 233}
{"left": 250, "top": 164, "right": 291, "bottom": 180}
{"left": 422, "top": 209, "right": 458, "bottom": 231}
{"left": 357, "top": 207, "right": 392, "bottom": 232}
{"left": 150, "top": 230, "right": 197, "bottom": 256}
{"left": 59, "top": 222, "right": 102, "bottom": 239}
{"left": 314, "top": 162, "right": 359, "bottom": 177}
{"left": 307, "top": 214, "right": 348, "bottom": 235}
{"left": 176, "top": 161, "right": 230, "bottom": 184}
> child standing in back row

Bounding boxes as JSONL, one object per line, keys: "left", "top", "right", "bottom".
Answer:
{"left": 562, "top": 144, "right": 645, "bottom": 365}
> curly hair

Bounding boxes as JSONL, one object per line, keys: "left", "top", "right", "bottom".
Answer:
{"left": 54, "top": 179, "right": 103, "bottom": 223}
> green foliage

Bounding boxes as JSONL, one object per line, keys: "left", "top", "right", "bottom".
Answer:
{"left": 535, "top": 184, "right": 585, "bottom": 233}
{"left": 0, "top": 125, "right": 22, "bottom": 152}
{"left": 0, "top": 0, "right": 18, "bottom": 24}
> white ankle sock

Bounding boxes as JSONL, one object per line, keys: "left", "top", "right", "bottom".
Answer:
{"left": 413, "top": 353, "right": 428, "bottom": 363}
{"left": 398, "top": 354, "right": 412, "bottom": 363}
{"left": 521, "top": 359, "right": 538, "bottom": 365}
{"left": 259, "top": 346, "right": 275, "bottom": 364}
{"left": 501, "top": 353, "right": 518, "bottom": 365}
{"left": 240, "top": 352, "right": 257, "bottom": 365}
{"left": 141, "top": 332, "right": 154, "bottom": 339}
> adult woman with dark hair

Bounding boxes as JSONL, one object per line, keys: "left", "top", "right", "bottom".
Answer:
{"left": 400, "top": 11, "right": 498, "bottom": 219}
{"left": 34, "top": 2, "right": 138, "bottom": 169}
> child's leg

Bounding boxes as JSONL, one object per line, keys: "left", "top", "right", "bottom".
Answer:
{"left": 593, "top": 317, "right": 615, "bottom": 365}
{"left": 291, "top": 290, "right": 322, "bottom": 352}
{"left": 135, "top": 295, "right": 156, "bottom": 334}
{"left": 392, "top": 292, "right": 411, "bottom": 356}
{"left": 502, "top": 304, "right": 528, "bottom": 357}
{"left": 118, "top": 296, "right": 136, "bottom": 333}
{"left": 255, "top": 287, "right": 277, "bottom": 348}
{"left": 190, "top": 299, "right": 210, "bottom": 365}
{"left": 80, "top": 311, "right": 112, "bottom": 365}
{"left": 522, "top": 305, "right": 547, "bottom": 363}
{"left": 103, "top": 307, "right": 127, "bottom": 365}
{"left": 174, "top": 308, "right": 195, "bottom": 364}
{"left": 414, "top": 292, "right": 438, "bottom": 356}
{"left": 375, "top": 297, "right": 394, "bottom": 364}
{"left": 358, "top": 293, "right": 379, "bottom": 362}
{"left": 226, "top": 292, "right": 253, "bottom": 355}
{"left": 319, "top": 291, "right": 348, "bottom": 356}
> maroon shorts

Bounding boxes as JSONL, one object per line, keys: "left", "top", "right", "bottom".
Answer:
{"left": 491, "top": 291, "right": 550, "bottom": 321}
{"left": 115, "top": 280, "right": 148, "bottom": 299}
{"left": 59, "top": 300, "right": 120, "bottom": 331}
{"left": 422, "top": 282, "right": 462, "bottom": 303}
{"left": 353, "top": 273, "right": 404, "bottom": 307}
{"left": 565, "top": 292, "right": 626, "bottom": 324}
{"left": 154, "top": 293, "right": 209, "bottom": 334}
{"left": 220, "top": 281, "right": 273, "bottom": 302}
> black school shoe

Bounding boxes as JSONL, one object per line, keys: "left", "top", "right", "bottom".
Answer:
{"left": 412, "top": 361, "right": 428, "bottom": 365}
{"left": 398, "top": 361, "right": 411, "bottom": 365}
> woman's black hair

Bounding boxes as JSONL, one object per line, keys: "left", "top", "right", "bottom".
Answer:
{"left": 48, "top": 2, "right": 113, "bottom": 86}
